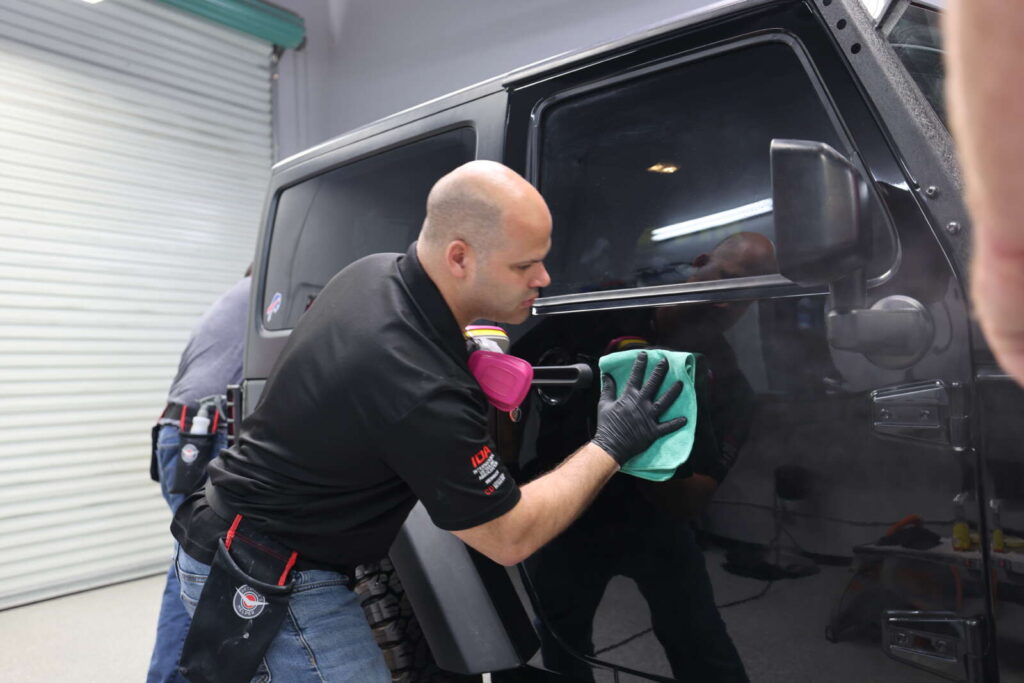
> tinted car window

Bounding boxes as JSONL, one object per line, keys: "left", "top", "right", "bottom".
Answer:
{"left": 262, "top": 127, "right": 475, "bottom": 330}
{"left": 517, "top": 39, "right": 907, "bottom": 680}
{"left": 535, "top": 41, "right": 895, "bottom": 298}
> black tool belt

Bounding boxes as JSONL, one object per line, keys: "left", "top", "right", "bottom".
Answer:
{"left": 203, "top": 482, "right": 350, "bottom": 576}
{"left": 161, "top": 401, "right": 201, "bottom": 424}
{"left": 178, "top": 513, "right": 299, "bottom": 683}
{"left": 151, "top": 401, "right": 225, "bottom": 495}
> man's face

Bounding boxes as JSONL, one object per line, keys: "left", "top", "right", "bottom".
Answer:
{"left": 470, "top": 212, "right": 552, "bottom": 324}
{"left": 659, "top": 237, "right": 775, "bottom": 336}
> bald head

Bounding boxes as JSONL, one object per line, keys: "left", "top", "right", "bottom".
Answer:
{"left": 707, "top": 231, "right": 778, "bottom": 278}
{"left": 419, "top": 161, "right": 548, "bottom": 258}
{"left": 415, "top": 161, "right": 552, "bottom": 327}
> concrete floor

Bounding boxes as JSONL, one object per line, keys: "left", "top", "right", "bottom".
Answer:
{"left": 3, "top": 549, "right": 1020, "bottom": 682}
{"left": 0, "top": 572, "right": 165, "bottom": 682}
{"left": 580, "top": 546, "right": 941, "bottom": 683}
{"left": 0, "top": 555, "right": 949, "bottom": 683}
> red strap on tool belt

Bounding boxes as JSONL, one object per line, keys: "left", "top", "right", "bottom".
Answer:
{"left": 225, "top": 515, "right": 298, "bottom": 586}
{"left": 158, "top": 402, "right": 219, "bottom": 434}
{"left": 159, "top": 402, "right": 194, "bottom": 424}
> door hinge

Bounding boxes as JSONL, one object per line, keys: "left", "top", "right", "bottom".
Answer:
{"left": 870, "top": 380, "right": 969, "bottom": 451}
{"left": 883, "top": 611, "right": 987, "bottom": 682}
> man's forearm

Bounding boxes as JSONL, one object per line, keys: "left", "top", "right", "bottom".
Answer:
{"left": 511, "top": 442, "right": 618, "bottom": 557}
{"left": 946, "top": 0, "right": 1024, "bottom": 383}
{"left": 946, "top": 0, "right": 1024, "bottom": 246}
{"left": 453, "top": 442, "right": 618, "bottom": 566}
{"left": 454, "top": 352, "right": 687, "bottom": 565}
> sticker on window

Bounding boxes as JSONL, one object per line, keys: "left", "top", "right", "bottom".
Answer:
{"left": 265, "top": 292, "right": 283, "bottom": 323}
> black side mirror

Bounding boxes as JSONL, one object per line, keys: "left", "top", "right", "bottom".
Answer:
{"left": 771, "top": 139, "right": 873, "bottom": 311}
{"left": 771, "top": 139, "right": 934, "bottom": 369}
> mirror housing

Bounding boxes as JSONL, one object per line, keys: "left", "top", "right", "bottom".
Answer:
{"left": 771, "top": 139, "right": 934, "bottom": 369}
{"left": 771, "top": 139, "right": 873, "bottom": 305}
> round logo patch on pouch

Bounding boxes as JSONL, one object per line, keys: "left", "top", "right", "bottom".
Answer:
{"left": 180, "top": 443, "right": 199, "bottom": 464}
{"left": 233, "top": 585, "right": 267, "bottom": 619}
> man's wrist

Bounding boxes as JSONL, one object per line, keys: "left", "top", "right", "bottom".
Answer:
{"left": 587, "top": 440, "right": 622, "bottom": 470}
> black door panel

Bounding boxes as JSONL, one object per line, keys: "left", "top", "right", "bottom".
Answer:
{"left": 504, "top": 2, "right": 985, "bottom": 681}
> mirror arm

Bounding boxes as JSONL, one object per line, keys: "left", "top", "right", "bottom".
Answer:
{"left": 827, "top": 269, "right": 866, "bottom": 312}
{"left": 827, "top": 297, "right": 935, "bottom": 366}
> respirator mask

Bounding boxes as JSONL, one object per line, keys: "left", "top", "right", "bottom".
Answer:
{"left": 464, "top": 325, "right": 533, "bottom": 417}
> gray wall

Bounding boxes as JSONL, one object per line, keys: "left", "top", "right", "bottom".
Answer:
{"left": 272, "top": 0, "right": 713, "bottom": 161}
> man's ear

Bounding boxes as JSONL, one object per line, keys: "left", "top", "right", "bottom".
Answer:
{"left": 692, "top": 253, "right": 710, "bottom": 268}
{"left": 445, "top": 240, "right": 473, "bottom": 279}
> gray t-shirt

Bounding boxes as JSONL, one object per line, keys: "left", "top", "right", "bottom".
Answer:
{"left": 167, "top": 276, "right": 250, "bottom": 406}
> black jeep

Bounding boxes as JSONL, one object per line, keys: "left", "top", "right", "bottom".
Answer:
{"left": 237, "top": 1, "right": 1024, "bottom": 681}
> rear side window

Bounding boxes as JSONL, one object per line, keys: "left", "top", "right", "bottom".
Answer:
{"left": 262, "top": 127, "right": 476, "bottom": 330}
{"left": 534, "top": 40, "right": 896, "bottom": 299}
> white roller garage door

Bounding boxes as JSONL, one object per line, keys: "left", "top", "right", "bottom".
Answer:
{"left": 0, "top": 0, "right": 272, "bottom": 609}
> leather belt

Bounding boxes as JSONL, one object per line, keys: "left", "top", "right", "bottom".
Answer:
{"left": 161, "top": 401, "right": 198, "bottom": 424}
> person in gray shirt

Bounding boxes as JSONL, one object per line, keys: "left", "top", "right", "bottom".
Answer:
{"left": 165, "top": 278, "right": 249, "bottom": 410}
{"left": 147, "top": 268, "right": 250, "bottom": 683}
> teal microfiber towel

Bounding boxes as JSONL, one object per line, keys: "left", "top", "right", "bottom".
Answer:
{"left": 598, "top": 349, "right": 697, "bottom": 481}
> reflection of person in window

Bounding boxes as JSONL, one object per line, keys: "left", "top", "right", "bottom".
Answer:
{"left": 525, "top": 231, "right": 775, "bottom": 683}
{"left": 649, "top": 231, "right": 777, "bottom": 515}
{"left": 659, "top": 230, "right": 777, "bottom": 332}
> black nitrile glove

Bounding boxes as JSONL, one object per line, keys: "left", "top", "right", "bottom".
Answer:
{"left": 591, "top": 351, "right": 689, "bottom": 466}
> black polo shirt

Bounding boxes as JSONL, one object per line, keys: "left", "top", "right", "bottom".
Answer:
{"left": 172, "top": 243, "right": 520, "bottom": 568}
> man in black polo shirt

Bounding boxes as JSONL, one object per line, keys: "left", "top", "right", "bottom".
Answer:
{"left": 171, "top": 161, "right": 686, "bottom": 682}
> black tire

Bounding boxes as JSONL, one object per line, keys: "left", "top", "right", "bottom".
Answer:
{"left": 353, "top": 558, "right": 482, "bottom": 683}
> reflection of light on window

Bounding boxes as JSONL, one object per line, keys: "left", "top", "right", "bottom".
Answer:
{"left": 81, "top": 0, "right": 104, "bottom": 4}
{"left": 647, "top": 163, "right": 679, "bottom": 174}
{"left": 650, "top": 198, "right": 773, "bottom": 242}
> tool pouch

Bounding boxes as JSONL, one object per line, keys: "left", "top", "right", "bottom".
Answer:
{"left": 178, "top": 535, "right": 295, "bottom": 683}
{"left": 170, "top": 431, "right": 216, "bottom": 495}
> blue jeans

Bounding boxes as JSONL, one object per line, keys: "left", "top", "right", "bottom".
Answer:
{"left": 175, "top": 546, "right": 390, "bottom": 683}
{"left": 147, "top": 424, "right": 227, "bottom": 683}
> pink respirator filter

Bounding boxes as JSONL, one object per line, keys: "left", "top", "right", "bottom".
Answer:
{"left": 467, "top": 351, "right": 533, "bottom": 413}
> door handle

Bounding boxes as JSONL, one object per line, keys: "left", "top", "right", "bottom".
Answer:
{"left": 531, "top": 363, "right": 593, "bottom": 406}
{"left": 882, "top": 610, "right": 987, "bottom": 682}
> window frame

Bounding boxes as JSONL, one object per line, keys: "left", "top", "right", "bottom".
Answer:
{"left": 260, "top": 126, "right": 475, "bottom": 335}
{"left": 246, "top": 85, "right": 507, "bottom": 381}
{"left": 258, "top": 123, "right": 478, "bottom": 335}
{"left": 526, "top": 32, "right": 901, "bottom": 315}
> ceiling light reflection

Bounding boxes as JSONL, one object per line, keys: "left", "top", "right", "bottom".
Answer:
{"left": 651, "top": 198, "right": 773, "bottom": 242}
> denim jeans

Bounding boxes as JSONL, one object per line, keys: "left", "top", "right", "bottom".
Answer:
{"left": 147, "top": 424, "right": 227, "bottom": 683}
{"left": 175, "top": 545, "right": 390, "bottom": 683}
